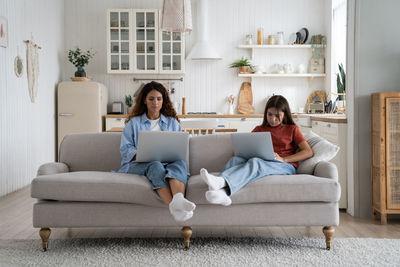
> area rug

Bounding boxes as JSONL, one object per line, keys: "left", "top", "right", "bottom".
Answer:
{"left": 1, "top": 237, "right": 399, "bottom": 266}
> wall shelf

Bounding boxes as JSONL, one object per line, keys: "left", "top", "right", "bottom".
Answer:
{"left": 238, "top": 44, "right": 314, "bottom": 49}
{"left": 238, "top": 73, "right": 326, "bottom": 78}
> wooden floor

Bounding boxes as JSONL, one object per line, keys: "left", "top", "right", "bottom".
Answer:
{"left": 1, "top": 185, "right": 400, "bottom": 240}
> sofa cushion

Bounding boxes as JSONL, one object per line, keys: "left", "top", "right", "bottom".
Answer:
{"left": 186, "top": 173, "right": 341, "bottom": 205}
{"left": 31, "top": 171, "right": 165, "bottom": 207}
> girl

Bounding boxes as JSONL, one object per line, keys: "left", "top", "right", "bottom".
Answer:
{"left": 117, "top": 81, "right": 195, "bottom": 222}
{"left": 200, "top": 95, "right": 313, "bottom": 205}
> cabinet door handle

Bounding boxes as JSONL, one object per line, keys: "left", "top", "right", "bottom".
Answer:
{"left": 116, "top": 118, "right": 123, "bottom": 121}
{"left": 59, "top": 113, "right": 73, "bottom": 116}
{"left": 327, "top": 124, "right": 331, "bottom": 128}
{"left": 241, "top": 118, "right": 247, "bottom": 121}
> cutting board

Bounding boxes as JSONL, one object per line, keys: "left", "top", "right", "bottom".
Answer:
{"left": 237, "top": 82, "right": 255, "bottom": 114}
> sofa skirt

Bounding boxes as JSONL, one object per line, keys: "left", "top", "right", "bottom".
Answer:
{"left": 33, "top": 201, "right": 339, "bottom": 228}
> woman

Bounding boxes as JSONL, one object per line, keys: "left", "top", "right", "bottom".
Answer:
{"left": 117, "top": 81, "right": 195, "bottom": 222}
{"left": 200, "top": 95, "right": 313, "bottom": 205}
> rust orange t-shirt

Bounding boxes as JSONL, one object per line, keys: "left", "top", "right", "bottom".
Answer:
{"left": 252, "top": 124, "right": 306, "bottom": 168}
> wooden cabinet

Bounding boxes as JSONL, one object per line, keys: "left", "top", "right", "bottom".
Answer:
{"left": 106, "top": 9, "right": 185, "bottom": 74}
{"left": 311, "top": 120, "right": 347, "bottom": 209}
{"left": 371, "top": 92, "right": 400, "bottom": 224}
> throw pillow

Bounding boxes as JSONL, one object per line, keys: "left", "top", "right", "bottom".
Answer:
{"left": 297, "top": 131, "right": 340, "bottom": 174}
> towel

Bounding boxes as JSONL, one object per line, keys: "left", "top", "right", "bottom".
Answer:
{"left": 161, "top": 0, "right": 192, "bottom": 33}
{"left": 26, "top": 42, "right": 39, "bottom": 103}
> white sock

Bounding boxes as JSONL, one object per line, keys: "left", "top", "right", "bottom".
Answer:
{"left": 169, "top": 193, "right": 196, "bottom": 212}
{"left": 170, "top": 210, "right": 194, "bottom": 222}
{"left": 205, "top": 189, "right": 232, "bottom": 206}
{"left": 200, "top": 168, "right": 226, "bottom": 191}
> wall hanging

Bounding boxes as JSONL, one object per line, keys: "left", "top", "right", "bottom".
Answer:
{"left": 24, "top": 38, "right": 41, "bottom": 103}
{"left": 0, "top": 17, "right": 8, "bottom": 48}
{"left": 14, "top": 46, "right": 23, "bottom": 77}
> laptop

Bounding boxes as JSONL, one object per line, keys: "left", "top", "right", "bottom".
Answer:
{"left": 231, "top": 132, "right": 275, "bottom": 161}
{"left": 135, "top": 131, "right": 189, "bottom": 163}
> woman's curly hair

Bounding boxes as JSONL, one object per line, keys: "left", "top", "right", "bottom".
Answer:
{"left": 126, "top": 81, "right": 179, "bottom": 124}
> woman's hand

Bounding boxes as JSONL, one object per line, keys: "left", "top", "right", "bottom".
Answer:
{"left": 274, "top": 153, "right": 284, "bottom": 162}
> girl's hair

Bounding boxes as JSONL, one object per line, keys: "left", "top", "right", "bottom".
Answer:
{"left": 126, "top": 81, "right": 179, "bottom": 123}
{"left": 261, "top": 95, "right": 295, "bottom": 127}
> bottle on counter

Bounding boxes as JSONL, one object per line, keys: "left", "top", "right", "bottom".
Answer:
{"left": 257, "top": 28, "right": 264, "bottom": 45}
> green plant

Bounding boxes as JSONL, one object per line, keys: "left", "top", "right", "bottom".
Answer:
{"left": 67, "top": 47, "right": 96, "bottom": 68}
{"left": 125, "top": 95, "right": 133, "bottom": 107}
{"left": 311, "top": 34, "right": 325, "bottom": 45}
{"left": 229, "top": 57, "right": 252, "bottom": 68}
{"left": 336, "top": 63, "right": 345, "bottom": 100}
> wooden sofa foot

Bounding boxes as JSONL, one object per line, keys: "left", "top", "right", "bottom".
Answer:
{"left": 322, "top": 226, "right": 335, "bottom": 250}
{"left": 181, "top": 226, "right": 192, "bottom": 250}
{"left": 39, "top": 228, "right": 51, "bottom": 251}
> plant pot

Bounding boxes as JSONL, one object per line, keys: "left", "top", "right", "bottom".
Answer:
{"left": 239, "top": 66, "right": 249, "bottom": 73}
{"left": 75, "top": 67, "right": 86, "bottom": 77}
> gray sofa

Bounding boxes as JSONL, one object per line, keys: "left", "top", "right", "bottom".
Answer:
{"left": 31, "top": 133, "right": 340, "bottom": 251}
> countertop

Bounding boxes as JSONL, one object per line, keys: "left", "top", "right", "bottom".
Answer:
{"left": 105, "top": 113, "right": 347, "bottom": 123}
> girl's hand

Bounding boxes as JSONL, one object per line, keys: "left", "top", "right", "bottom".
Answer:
{"left": 274, "top": 153, "right": 284, "bottom": 162}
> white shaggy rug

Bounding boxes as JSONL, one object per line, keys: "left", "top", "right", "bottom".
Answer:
{"left": 1, "top": 237, "right": 399, "bottom": 266}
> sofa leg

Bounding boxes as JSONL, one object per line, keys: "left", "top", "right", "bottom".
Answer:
{"left": 39, "top": 228, "right": 51, "bottom": 252}
{"left": 181, "top": 226, "right": 192, "bottom": 250}
{"left": 322, "top": 226, "right": 335, "bottom": 250}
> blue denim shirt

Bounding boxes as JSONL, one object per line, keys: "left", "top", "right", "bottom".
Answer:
{"left": 118, "top": 113, "right": 181, "bottom": 173}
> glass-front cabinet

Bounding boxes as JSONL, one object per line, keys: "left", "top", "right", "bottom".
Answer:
{"left": 133, "top": 9, "right": 159, "bottom": 73}
{"left": 107, "top": 9, "right": 133, "bottom": 73}
{"left": 107, "top": 9, "right": 184, "bottom": 74}
{"left": 159, "top": 31, "right": 185, "bottom": 73}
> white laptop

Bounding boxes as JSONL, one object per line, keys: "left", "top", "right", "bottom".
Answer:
{"left": 231, "top": 132, "right": 275, "bottom": 161}
{"left": 135, "top": 131, "right": 189, "bottom": 163}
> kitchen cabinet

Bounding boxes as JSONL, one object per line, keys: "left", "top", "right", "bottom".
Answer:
{"left": 311, "top": 120, "right": 347, "bottom": 209}
{"left": 371, "top": 92, "right": 400, "bottom": 224}
{"left": 106, "top": 9, "right": 185, "bottom": 74}
{"left": 224, "top": 118, "right": 263, "bottom": 132}
{"left": 105, "top": 116, "right": 126, "bottom": 131}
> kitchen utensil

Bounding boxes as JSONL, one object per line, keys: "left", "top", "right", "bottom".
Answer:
{"left": 295, "top": 32, "right": 302, "bottom": 44}
{"left": 299, "top": 27, "right": 309, "bottom": 44}
{"left": 182, "top": 97, "right": 186, "bottom": 115}
{"left": 288, "top": 32, "right": 297, "bottom": 44}
{"left": 237, "top": 82, "right": 255, "bottom": 114}
{"left": 327, "top": 100, "right": 332, "bottom": 113}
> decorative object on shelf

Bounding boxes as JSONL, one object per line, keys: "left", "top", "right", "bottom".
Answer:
{"left": 270, "top": 64, "right": 284, "bottom": 74}
{"left": 295, "top": 27, "right": 309, "bottom": 44}
{"left": 67, "top": 47, "right": 96, "bottom": 78}
{"left": 229, "top": 57, "right": 252, "bottom": 73}
{"left": 161, "top": 0, "right": 192, "bottom": 33}
{"left": 0, "top": 16, "right": 8, "bottom": 48}
{"left": 257, "top": 27, "right": 264, "bottom": 45}
{"left": 311, "top": 34, "right": 326, "bottom": 45}
{"left": 237, "top": 82, "right": 255, "bottom": 114}
{"left": 305, "top": 90, "right": 327, "bottom": 114}
{"left": 283, "top": 63, "right": 293, "bottom": 74}
{"left": 245, "top": 34, "right": 253, "bottom": 45}
{"left": 253, "top": 65, "right": 266, "bottom": 74}
{"left": 309, "top": 58, "right": 325, "bottom": 73}
{"left": 111, "top": 101, "right": 123, "bottom": 114}
{"left": 276, "top": 32, "right": 284, "bottom": 45}
{"left": 297, "top": 64, "right": 306, "bottom": 74}
{"left": 227, "top": 95, "right": 236, "bottom": 115}
{"left": 124, "top": 95, "right": 133, "bottom": 114}
{"left": 24, "top": 37, "right": 41, "bottom": 103}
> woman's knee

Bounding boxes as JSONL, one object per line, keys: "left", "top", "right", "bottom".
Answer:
{"left": 148, "top": 161, "right": 164, "bottom": 170}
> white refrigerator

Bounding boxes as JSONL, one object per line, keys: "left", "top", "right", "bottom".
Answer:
{"left": 57, "top": 81, "right": 108, "bottom": 150}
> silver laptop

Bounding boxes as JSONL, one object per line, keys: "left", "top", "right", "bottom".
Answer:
{"left": 231, "top": 132, "right": 275, "bottom": 161}
{"left": 135, "top": 131, "right": 189, "bottom": 163}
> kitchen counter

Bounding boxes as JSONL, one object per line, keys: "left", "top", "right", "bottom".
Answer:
{"left": 105, "top": 113, "right": 347, "bottom": 123}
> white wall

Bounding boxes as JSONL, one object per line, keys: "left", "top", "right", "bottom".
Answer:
{"left": 350, "top": 0, "right": 400, "bottom": 217}
{"left": 64, "top": 0, "right": 328, "bottom": 114}
{"left": 0, "top": 0, "right": 64, "bottom": 197}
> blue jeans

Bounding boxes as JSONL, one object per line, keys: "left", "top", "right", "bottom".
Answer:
{"left": 126, "top": 160, "right": 189, "bottom": 190}
{"left": 220, "top": 156, "right": 296, "bottom": 196}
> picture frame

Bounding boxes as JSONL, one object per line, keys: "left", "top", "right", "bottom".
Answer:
{"left": 0, "top": 17, "right": 8, "bottom": 48}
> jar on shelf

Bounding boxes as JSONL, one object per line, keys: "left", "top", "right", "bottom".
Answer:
{"left": 277, "top": 32, "right": 284, "bottom": 45}
{"left": 257, "top": 28, "right": 264, "bottom": 45}
{"left": 246, "top": 34, "right": 253, "bottom": 45}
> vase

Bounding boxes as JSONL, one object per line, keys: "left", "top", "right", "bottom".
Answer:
{"left": 75, "top": 67, "right": 86, "bottom": 77}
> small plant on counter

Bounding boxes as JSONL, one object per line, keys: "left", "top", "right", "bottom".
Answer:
{"left": 67, "top": 47, "right": 96, "bottom": 77}
{"left": 336, "top": 63, "right": 345, "bottom": 100}
{"left": 229, "top": 57, "right": 253, "bottom": 73}
{"left": 125, "top": 95, "right": 133, "bottom": 114}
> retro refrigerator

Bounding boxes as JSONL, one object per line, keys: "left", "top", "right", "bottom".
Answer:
{"left": 57, "top": 81, "right": 108, "bottom": 150}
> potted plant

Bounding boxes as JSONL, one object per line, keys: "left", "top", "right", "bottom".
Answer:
{"left": 67, "top": 47, "right": 96, "bottom": 77}
{"left": 229, "top": 57, "right": 252, "bottom": 73}
{"left": 125, "top": 95, "right": 133, "bottom": 114}
{"left": 336, "top": 63, "right": 345, "bottom": 100}
{"left": 310, "top": 34, "right": 326, "bottom": 45}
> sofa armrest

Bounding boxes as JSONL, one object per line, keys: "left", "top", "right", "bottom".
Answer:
{"left": 37, "top": 162, "right": 69, "bottom": 176}
{"left": 313, "top": 161, "right": 338, "bottom": 181}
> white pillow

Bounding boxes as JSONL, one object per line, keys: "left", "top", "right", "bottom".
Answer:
{"left": 297, "top": 131, "right": 340, "bottom": 174}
